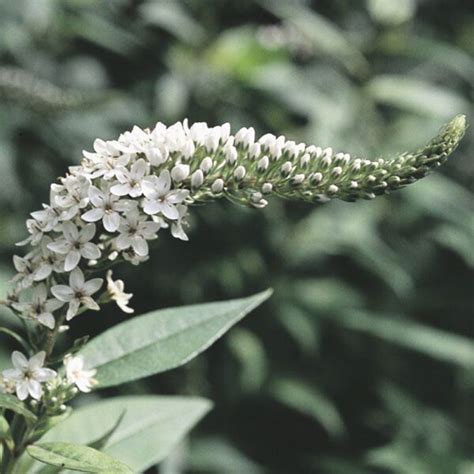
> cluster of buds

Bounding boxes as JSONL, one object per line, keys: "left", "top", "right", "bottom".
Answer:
{"left": 0, "top": 115, "right": 466, "bottom": 405}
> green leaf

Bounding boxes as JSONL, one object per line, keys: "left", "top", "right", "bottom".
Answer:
{"left": 0, "top": 327, "right": 29, "bottom": 351}
{"left": 336, "top": 310, "right": 474, "bottom": 367}
{"left": 88, "top": 411, "right": 125, "bottom": 450}
{"left": 27, "top": 442, "right": 132, "bottom": 473}
{"left": 0, "top": 394, "right": 37, "bottom": 423}
{"left": 270, "top": 378, "right": 346, "bottom": 438}
{"left": 18, "top": 396, "right": 212, "bottom": 473}
{"left": 80, "top": 290, "right": 272, "bottom": 388}
{"left": 0, "top": 415, "right": 14, "bottom": 452}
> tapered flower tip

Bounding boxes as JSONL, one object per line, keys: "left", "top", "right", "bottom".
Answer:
{"left": 430, "top": 114, "right": 467, "bottom": 156}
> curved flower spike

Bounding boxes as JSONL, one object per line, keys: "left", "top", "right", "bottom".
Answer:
{"left": 9, "top": 115, "right": 466, "bottom": 330}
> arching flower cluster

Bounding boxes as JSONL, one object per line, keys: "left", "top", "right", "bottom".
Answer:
{"left": 1, "top": 115, "right": 466, "bottom": 404}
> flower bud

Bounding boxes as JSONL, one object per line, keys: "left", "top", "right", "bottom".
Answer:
{"left": 257, "top": 155, "right": 269, "bottom": 172}
{"left": 281, "top": 161, "right": 293, "bottom": 176}
{"left": 234, "top": 166, "right": 246, "bottom": 181}
{"left": 200, "top": 157, "right": 213, "bottom": 173}
{"left": 328, "top": 184, "right": 339, "bottom": 194}
{"left": 225, "top": 146, "right": 238, "bottom": 165}
{"left": 292, "top": 174, "right": 305, "bottom": 185}
{"left": 171, "top": 164, "right": 190, "bottom": 182}
{"left": 249, "top": 142, "right": 261, "bottom": 159}
{"left": 191, "top": 170, "right": 204, "bottom": 189}
{"left": 262, "top": 182, "right": 273, "bottom": 194}
{"left": 211, "top": 178, "right": 224, "bottom": 193}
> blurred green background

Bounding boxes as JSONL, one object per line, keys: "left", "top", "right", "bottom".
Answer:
{"left": 0, "top": 0, "right": 473, "bottom": 472}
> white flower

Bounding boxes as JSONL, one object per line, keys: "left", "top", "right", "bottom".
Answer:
{"left": 51, "top": 175, "right": 90, "bottom": 220}
{"left": 106, "top": 270, "right": 134, "bottom": 313}
{"left": 111, "top": 159, "right": 149, "bottom": 197}
{"left": 116, "top": 210, "right": 160, "bottom": 257}
{"left": 171, "top": 205, "right": 189, "bottom": 241}
{"left": 12, "top": 255, "right": 35, "bottom": 289}
{"left": 2, "top": 351, "right": 56, "bottom": 401}
{"left": 32, "top": 237, "right": 63, "bottom": 282}
{"left": 48, "top": 222, "right": 101, "bottom": 272}
{"left": 142, "top": 170, "right": 189, "bottom": 220}
{"left": 51, "top": 268, "right": 103, "bottom": 320}
{"left": 81, "top": 186, "right": 130, "bottom": 232}
{"left": 12, "top": 284, "right": 63, "bottom": 329}
{"left": 64, "top": 355, "right": 97, "bottom": 393}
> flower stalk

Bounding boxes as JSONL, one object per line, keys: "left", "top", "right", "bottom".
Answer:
{"left": 0, "top": 115, "right": 466, "bottom": 472}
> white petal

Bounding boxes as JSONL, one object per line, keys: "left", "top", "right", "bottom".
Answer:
{"left": 81, "top": 208, "right": 104, "bottom": 222}
{"left": 62, "top": 221, "right": 79, "bottom": 242}
{"left": 81, "top": 243, "right": 101, "bottom": 260}
{"left": 111, "top": 183, "right": 131, "bottom": 196}
{"left": 81, "top": 296, "right": 100, "bottom": 311}
{"left": 51, "top": 285, "right": 74, "bottom": 302}
{"left": 66, "top": 299, "right": 80, "bottom": 321}
{"left": 115, "top": 234, "right": 131, "bottom": 250}
{"left": 79, "top": 223, "right": 96, "bottom": 243}
{"left": 64, "top": 250, "right": 81, "bottom": 272}
{"left": 12, "top": 351, "right": 28, "bottom": 370}
{"left": 69, "top": 268, "right": 85, "bottom": 290}
{"left": 28, "top": 351, "right": 46, "bottom": 370}
{"left": 131, "top": 158, "right": 148, "bottom": 179}
{"left": 88, "top": 186, "right": 105, "bottom": 207}
{"left": 33, "top": 264, "right": 53, "bottom": 281}
{"left": 28, "top": 379, "right": 42, "bottom": 400}
{"left": 160, "top": 202, "right": 179, "bottom": 220}
{"left": 38, "top": 313, "right": 55, "bottom": 330}
{"left": 34, "top": 367, "right": 57, "bottom": 382}
{"left": 16, "top": 381, "right": 29, "bottom": 401}
{"left": 83, "top": 278, "right": 103, "bottom": 296}
{"left": 155, "top": 170, "right": 171, "bottom": 195}
{"left": 132, "top": 237, "right": 148, "bottom": 257}
{"left": 103, "top": 212, "right": 120, "bottom": 232}
{"left": 143, "top": 199, "right": 160, "bottom": 215}
{"left": 2, "top": 368, "right": 23, "bottom": 381}
{"left": 47, "top": 240, "right": 71, "bottom": 254}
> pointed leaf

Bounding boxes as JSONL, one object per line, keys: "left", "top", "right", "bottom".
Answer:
{"left": 18, "top": 396, "right": 212, "bottom": 473}
{"left": 80, "top": 290, "right": 272, "bottom": 388}
{"left": 27, "top": 442, "right": 132, "bottom": 473}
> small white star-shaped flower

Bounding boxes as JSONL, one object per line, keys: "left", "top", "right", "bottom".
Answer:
{"left": 64, "top": 355, "right": 97, "bottom": 393}
{"left": 51, "top": 268, "right": 103, "bottom": 320}
{"left": 2, "top": 351, "right": 56, "bottom": 401}
{"left": 48, "top": 222, "right": 101, "bottom": 272}
{"left": 81, "top": 185, "right": 130, "bottom": 232}
{"left": 142, "top": 170, "right": 189, "bottom": 220}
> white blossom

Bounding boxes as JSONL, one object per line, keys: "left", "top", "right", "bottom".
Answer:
{"left": 48, "top": 222, "right": 101, "bottom": 272}
{"left": 116, "top": 209, "right": 160, "bottom": 257}
{"left": 64, "top": 355, "right": 97, "bottom": 393}
{"left": 142, "top": 170, "right": 189, "bottom": 220}
{"left": 12, "top": 284, "right": 63, "bottom": 329}
{"left": 111, "top": 159, "right": 149, "bottom": 197}
{"left": 51, "top": 268, "right": 103, "bottom": 320}
{"left": 81, "top": 185, "right": 130, "bottom": 232}
{"left": 2, "top": 351, "right": 56, "bottom": 401}
{"left": 106, "top": 270, "right": 134, "bottom": 314}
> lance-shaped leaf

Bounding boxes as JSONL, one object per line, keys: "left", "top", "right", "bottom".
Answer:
{"left": 0, "top": 393, "right": 37, "bottom": 423}
{"left": 79, "top": 290, "right": 272, "bottom": 388}
{"left": 17, "top": 396, "right": 212, "bottom": 473}
{"left": 27, "top": 443, "right": 132, "bottom": 473}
